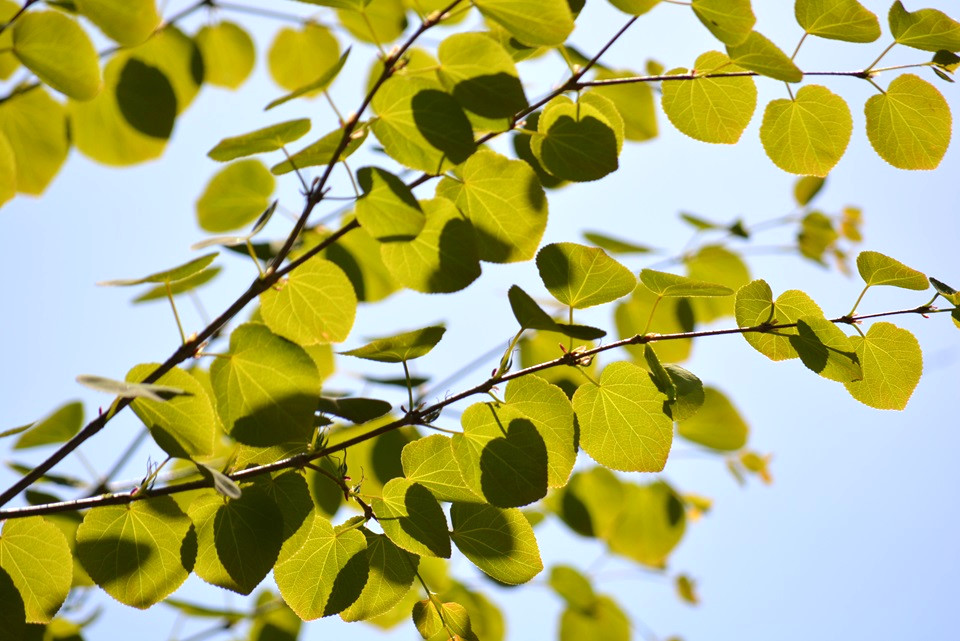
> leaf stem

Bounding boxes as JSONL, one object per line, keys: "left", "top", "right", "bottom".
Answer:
{"left": 848, "top": 285, "right": 870, "bottom": 317}
{"left": 403, "top": 360, "right": 415, "bottom": 411}
{"left": 643, "top": 296, "right": 663, "bottom": 335}
{"left": 791, "top": 32, "right": 808, "bottom": 61}
{"left": 166, "top": 282, "right": 187, "bottom": 345}
{"left": 865, "top": 41, "right": 897, "bottom": 73}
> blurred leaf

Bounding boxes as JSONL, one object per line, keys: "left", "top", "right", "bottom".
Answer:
{"left": 196, "top": 160, "right": 275, "bottom": 232}
{"left": 473, "top": 0, "right": 574, "bottom": 46}
{"left": 195, "top": 21, "right": 255, "bottom": 89}
{"left": 266, "top": 48, "right": 349, "bottom": 110}
{"left": 607, "top": 481, "right": 685, "bottom": 567}
{"left": 98, "top": 253, "right": 218, "bottom": 287}
{"left": 13, "top": 402, "right": 82, "bottom": 450}
{"left": 794, "top": 176, "right": 826, "bottom": 205}
{"left": 207, "top": 119, "right": 311, "bottom": 162}
{"left": 13, "top": 10, "right": 101, "bottom": 100}
{"left": 691, "top": 0, "right": 755, "bottom": 45}
{"left": 678, "top": 387, "right": 748, "bottom": 450}
{"left": 549, "top": 566, "right": 596, "bottom": 611}
{"left": 75, "top": 0, "right": 160, "bottom": 46}
{"left": 582, "top": 231, "right": 653, "bottom": 254}
{"left": 341, "top": 325, "right": 445, "bottom": 363}
{"left": 559, "top": 595, "right": 630, "bottom": 641}
{"left": 0, "top": 88, "right": 68, "bottom": 195}
{"left": 267, "top": 24, "right": 340, "bottom": 92}
{"left": 132, "top": 266, "right": 220, "bottom": 302}
{"left": 75, "top": 374, "right": 188, "bottom": 402}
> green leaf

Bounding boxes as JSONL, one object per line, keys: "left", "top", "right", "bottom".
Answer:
{"left": 792, "top": 316, "right": 862, "bottom": 382}
{"left": 591, "top": 69, "right": 659, "bottom": 142}
{"left": 0, "top": 517, "right": 72, "bottom": 622}
{"left": 401, "top": 435, "right": 482, "bottom": 503}
{"left": 683, "top": 245, "right": 751, "bottom": 322}
{"left": 196, "top": 463, "right": 242, "bottom": 500}
{"left": 472, "top": 0, "right": 574, "bottom": 46}
{"left": 864, "top": 74, "right": 952, "bottom": 170}
{"left": 13, "top": 402, "right": 82, "bottom": 450}
{"left": 379, "top": 197, "right": 482, "bottom": 293}
{"left": 794, "top": 175, "right": 826, "bottom": 205}
{"left": 413, "top": 600, "right": 477, "bottom": 641}
{"left": 644, "top": 345, "right": 676, "bottom": 402}
{"left": 340, "top": 325, "right": 445, "bottom": 363}
{"left": 953, "top": 308, "right": 960, "bottom": 330}
{"left": 453, "top": 402, "right": 549, "bottom": 507}
{"left": 189, "top": 487, "right": 284, "bottom": 594}
{"left": 844, "top": 322, "right": 923, "bottom": 410}
{"left": 266, "top": 48, "right": 350, "bottom": 110}
{"left": 76, "top": 497, "right": 193, "bottom": 608}
{"left": 615, "top": 285, "right": 696, "bottom": 363}
{"left": 504, "top": 375, "right": 577, "bottom": 488}
{"left": 560, "top": 596, "right": 630, "bottom": 641}
{"left": 195, "top": 21, "right": 255, "bottom": 89}
{"left": 726, "top": 31, "right": 803, "bottom": 82}
{"left": 98, "top": 253, "right": 218, "bottom": 287}
{"left": 248, "top": 591, "right": 301, "bottom": 641}
{"left": 316, "top": 397, "right": 391, "bottom": 423}
{"left": 126, "top": 365, "right": 215, "bottom": 458}
{"left": 640, "top": 268, "right": 734, "bottom": 297}
{"left": 794, "top": 0, "right": 881, "bottom": 43}
{"left": 0, "top": 0, "right": 22, "bottom": 81}
{"left": 210, "top": 323, "right": 321, "bottom": 447}
{"left": 798, "top": 211, "right": 840, "bottom": 263}
{"left": 355, "top": 167, "right": 425, "bottom": 241}
{"left": 661, "top": 51, "right": 757, "bottom": 144}
{"left": 933, "top": 49, "right": 960, "bottom": 73}
{"left": 573, "top": 361, "right": 673, "bottom": 472}
{"left": 547, "top": 467, "right": 624, "bottom": 539}
{"left": 371, "top": 75, "right": 476, "bottom": 173}
{"left": 270, "top": 124, "right": 368, "bottom": 175}
{"left": 74, "top": 0, "right": 160, "bottom": 46}
{"left": 930, "top": 277, "right": 960, "bottom": 304}
{"left": 341, "top": 530, "right": 419, "bottom": 622}
{"left": 549, "top": 565, "right": 597, "bottom": 611}
{"left": 450, "top": 503, "right": 543, "bottom": 584}
{"left": 691, "top": 0, "right": 756, "bottom": 45}
{"left": 512, "top": 112, "right": 566, "bottom": 189}
{"left": 336, "top": 0, "right": 407, "bottom": 45}
{"left": 607, "top": 481, "right": 685, "bottom": 567}
{"left": 0, "top": 88, "right": 68, "bottom": 195}
{"left": 582, "top": 231, "right": 653, "bottom": 255}
{"left": 12, "top": 11, "right": 101, "bottom": 100}
{"left": 607, "top": 0, "right": 660, "bottom": 16}
{"left": 274, "top": 514, "right": 369, "bottom": 619}
{"left": 760, "top": 84, "right": 852, "bottom": 177}
{"left": 435, "top": 149, "right": 547, "bottom": 263}
{"left": 663, "top": 364, "right": 705, "bottom": 422}
{"left": 267, "top": 24, "right": 341, "bottom": 92}
{"left": 677, "top": 387, "right": 747, "bottom": 450}
{"left": 207, "top": 119, "right": 311, "bottom": 162}
{"left": 252, "top": 472, "right": 319, "bottom": 565}
{"left": 530, "top": 94, "right": 621, "bottom": 181}
{"left": 856, "top": 251, "right": 928, "bottom": 290}
{"left": 507, "top": 285, "right": 607, "bottom": 341}
{"left": 196, "top": 160, "right": 275, "bottom": 232}
{"left": 437, "top": 32, "right": 527, "bottom": 132}
{"left": 536, "top": 242, "right": 636, "bottom": 309}
{"left": 260, "top": 258, "right": 357, "bottom": 345}
{"left": 735, "top": 281, "right": 823, "bottom": 361}
{"left": 0, "top": 131, "right": 14, "bottom": 206}
{"left": 373, "top": 478, "right": 451, "bottom": 558}
{"left": 889, "top": 1, "right": 960, "bottom": 52}
{"left": 75, "top": 374, "right": 188, "bottom": 402}
{"left": 132, "top": 267, "right": 221, "bottom": 302}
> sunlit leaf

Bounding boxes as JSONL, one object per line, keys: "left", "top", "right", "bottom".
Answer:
{"left": 412, "top": 600, "right": 477, "bottom": 641}
{"left": 76, "top": 497, "right": 193, "bottom": 608}
{"left": 760, "top": 85, "right": 852, "bottom": 177}
{"left": 74, "top": 0, "right": 160, "bottom": 46}
{"left": 559, "top": 595, "right": 630, "bottom": 641}
{"left": 547, "top": 466, "right": 624, "bottom": 539}
{"left": 0, "top": 0, "right": 21, "bottom": 80}
{"left": 591, "top": 69, "right": 658, "bottom": 142}
{"left": 582, "top": 231, "right": 653, "bottom": 254}
{"left": 684, "top": 244, "right": 750, "bottom": 322}
{"left": 507, "top": 285, "right": 607, "bottom": 341}
{"left": 691, "top": 0, "right": 755, "bottom": 45}
{"left": 266, "top": 48, "right": 349, "bottom": 110}
{"left": 844, "top": 322, "right": 922, "bottom": 410}
{"left": 856, "top": 251, "right": 928, "bottom": 290}
{"left": 531, "top": 94, "right": 621, "bottom": 181}
{"left": 0, "top": 88, "right": 68, "bottom": 195}
{"left": 615, "top": 285, "right": 696, "bottom": 363}
{"left": 661, "top": 51, "right": 757, "bottom": 144}
{"left": 337, "top": 0, "right": 407, "bottom": 45}
{"left": 472, "top": 0, "right": 574, "bottom": 46}
{"left": 795, "top": 0, "right": 880, "bottom": 43}
{"left": 196, "top": 160, "right": 275, "bottom": 232}
{"left": 195, "top": 21, "right": 255, "bottom": 89}
{"left": 640, "top": 269, "right": 733, "bottom": 297}
{"left": 260, "top": 258, "right": 357, "bottom": 345}
{"left": 573, "top": 361, "right": 672, "bottom": 472}
{"left": 196, "top": 463, "right": 242, "bottom": 500}
{"left": 889, "top": 1, "right": 960, "bottom": 52}
{"left": 132, "top": 266, "right": 220, "bottom": 302}
{"left": 607, "top": 480, "right": 685, "bottom": 567}
{"left": 864, "top": 74, "right": 952, "bottom": 170}
{"left": 726, "top": 31, "right": 802, "bottom": 82}
{"left": 677, "top": 387, "right": 748, "bottom": 450}
{"left": 794, "top": 175, "right": 826, "bottom": 205}
{"left": 536, "top": 242, "right": 636, "bottom": 309}
{"left": 549, "top": 565, "right": 596, "bottom": 611}
{"left": 340, "top": 325, "right": 445, "bottom": 363}
{"left": 355, "top": 166, "right": 425, "bottom": 241}
{"left": 504, "top": 375, "right": 577, "bottom": 488}
{"left": 207, "top": 119, "right": 311, "bottom": 162}
{"left": 607, "top": 0, "right": 659, "bottom": 16}
{"left": 98, "top": 253, "right": 218, "bottom": 286}
{"left": 268, "top": 24, "right": 340, "bottom": 92}
{"left": 127, "top": 364, "right": 216, "bottom": 458}
{"left": 450, "top": 503, "right": 543, "bottom": 584}
{"left": 341, "top": 529, "right": 419, "bottom": 622}
{"left": 373, "top": 478, "right": 451, "bottom": 558}
{"left": 271, "top": 124, "right": 368, "bottom": 175}
{"left": 13, "top": 402, "right": 82, "bottom": 450}
{"left": 0, "top": 517, "right": 72, "bottom": 622}
{"left": 401, "top": 435, "right": 482, "bottom": 503}
{"left": 13, "top": 10, "right": 101, "bottom": 100}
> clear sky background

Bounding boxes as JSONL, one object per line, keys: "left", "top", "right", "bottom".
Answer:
{"left": 1, "top": 1, "right": 958, "bottom": 640}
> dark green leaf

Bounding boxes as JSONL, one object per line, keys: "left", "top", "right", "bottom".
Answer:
{"left": 317, "top": 397, "right": 392, "bottom": 423}
{"left": 450, "top": 503, "right": 543, "bottom": 584}
{"left": 373, "top": 478, "right": 451, "bottom": 558}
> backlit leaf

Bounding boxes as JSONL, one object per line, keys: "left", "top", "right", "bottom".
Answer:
{"left": 132, "top": 267, "right": 220, "bottom": 302}
{"left": 0, "top": 517, "right": 71, "bottom": 622}
{"left": 573, "top": 361, "right": 672, "bottom": 472}
{"left": 889, "top": 1, "right": 960, "bottom": 52}
{"left": 549, "top": 565, "right": 597, "bottom": 611}
{"left": 274, "top": 514, "right": 368, "bottom": 619}
{"left": 98, "top": 253, "right": 218, "bottom": 286}
{"left": 268, "top": 24, "right": 340, "bottom": 92}
{"left": 691, "top": 0, "right": 755, "bottom": 46}
{"left": 615, "top": 285, "right": 696, "bottom": 363}
{"left": 435, "top": 149, "right": 547, "bottom": 263}
{"left": 340, "top": 530, "right": 419, "bottom": 622}
{"left": 607, "top": 0, "right": 660, "bottom": 16}
{"left": 13, "top": 402, "right": 82, "bottom": 450}
{"left": 795, "top": 0, "right": 880, "bottom": 43}
{"left": 504, "top": 375, "right": 577, "bottom": 488}
{"left": 582, "top": 232, "right": 652, "bottom": 254}
{"left": 373, "top": 478, "right": 451, "bottom": 558}
{"left": 453, "top": 402, "right": 549, "bottom": 507}
{"left": 355, "top": 166, "right": 425, "bottom": 241}
{"left": 683, "top": 244, "right": 750, "bottom": 322}
{"left": 536, "top": 242, "right": 636, "bottom": 309}
{"left": 760, "top": 84, "right": 852, "bottom": 177}
{"left": 661, "top": 51, "right": 757, "bottom": 144}
{"left": 663, "top": 364, "right": 705, "bottom": 422}
{"left": 126, "top": 364, "right": 215, "bottom": 458}
{"left": 547, "top": 467, "right": 624, "bottom": 539}
{"left": 402, "top": 435, "right": 481, "bottom": 503}
{"left": 507, "top": 285, "right": 607, "bottom": 341}
{"left": 607, "top": 481, "right": 685, "bottom": 567}
{"left": 591, "top": 69, "right": 659, "bottom": 142}
{"left": 340, "top": 325, "right": 445, "bottom": 363}
{"left": 856, "top": 251, "right": 928, "bottom": 290}
{"left": 735, "top": 280, "right": 824, "bottom": 361}
{"left": 792, "top": 316, "right": 862, "bottom": 382}
{"left": 726, "top": 31, "right": 802, "bottom": 82}
{"left": 794, "top": 175, "right": 826, "bottom": 205}
{"left": 844, "top": 322, "right": 922, "bottom": 410}
{"left": 271, "top": 124, "right": 367, "bottom": 175}
{"left": 196, "top": 160, "right": 275, "bottom": 232}
{"left": 76, "top": 497, "right": 193, "bottom": 608}
{"left": 207, "top": 119, "right": 311, "bottom": 162}
{"left": 413, "top": 600, "right": 476, "bottom": 641}
{"left": 531, "top": 94, "right": 621, "bottom": 181}
{"left": 864, "top": 74, "right": 952, "bottom": 170}
{"left": 559, "top": 595, "right": 630, "bottom": 641}
{"left": 677, "top": 387, "right": 748, "bottom": 451}
{"left": 12, "top": 11, "right": 101, "bottom": 100}
{"left": 0, "top": 0, "right": 21, "bottom": 80}
{"left": 472, "top": 0, "right": 574, "bottom": 46}
{"left": 317, "top": 397, "right": 391, "bottom": 423}
{"left": 195, "top": 21, "right": 255, "bottom": 89}
{"left": 640, "top": 269, "right": 733, "bottom": 297}
{"left": 337, "top": 0, "right": 407, "bottom": 45}
{"left": 189, "top": 487, "right": 284, "bottom": 594}
{"left": 0, "top": 131, "right": 13, "bottom": 206}
{"left": 0, "top": 88, "right": 68, "bottom": 195}
{"left": 379, "top": 197, "right": 482, "bottom": 293}
{"left": 75, "top": 0, "right": 160, "bottom": 46}
{"left": 266, "top": 48, "right": 349, "bottom": 110}
{"left": 450, "top": 503, "right": 543, "bottom": 584}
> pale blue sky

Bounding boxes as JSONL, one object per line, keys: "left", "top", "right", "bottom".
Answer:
{"left": 1, "top": 1, "right": 958, "bottom": 640}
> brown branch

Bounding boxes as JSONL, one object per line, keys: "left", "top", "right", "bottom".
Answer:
{"left": 3, "top": 304, "right": 950, "bottom": 520}
{"left": 0, "top": 0, "right": 38, "bottom": 37}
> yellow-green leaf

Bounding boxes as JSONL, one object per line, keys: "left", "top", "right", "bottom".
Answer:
{"left": 844, "top": 322, "right": 922, "bottom": 410}
{"left": 560, "top": 595, "right": 630, "bottom": 641}
{"left": 450, "top": 503, "right": 543, "bottom": 584}
{"left": 661, "top": 51, "right": 757, "bottom": 144}
{"left": 607, "top": 481, "right": 685, "bottom": 567}
{"left": 795, "top": 0, "right": 880, "bottom": 43}
{"left": 0, "top": 88, "right": 68, "bottom": 195}
{"left": 337, "top": 0, "right": 407, "bottom": 45}
{"left": 0, "top": 517, "right": 72, "bottom": 622}
{"left": 472, "top": 0, "right": 574, "bottom": 46}
{"left": 266, "top": 48, "right": 350, "bottom": 111}
{"left": 504, "top": 375, "right": 577, "bottom": 489}
{"left": 373, "top": 478, "right": 452, "bottom": 558}
{"left": 607, "top": 0, "right": 659, "bottom": 16}
{"left": 127, "top": 364, "right": 216, "bottom": 458}
{"left": 207, "top": 119, "right": 311, "bottom": 162}
{"left": 735, "top": 280, "right": 822, "bottom": 361}
{"left": 401, "top": 435, "right": 482, "bottom": 503}
{"left": 340, "top": 529, "right": 419, "bottom": 622}
{"left": 12, "top": 402, "right": 82, "bottom": 450}
{"left": 591, "top": 69, "right": 658, "bottom": 142}
{"left": 615, "top": 284, "right": 695, "bottom": 363}
{"left": 340, "top": 325, "right": 445, "bottom": 363}
{"left": 536, "top": 242, "right": 636, "bottom": 309}
{"left": 75, "top": 497, "right": 193, "bottom": 609}
{"left": 856, "top": 251, "right": 928, "bottom": 290}
{"left": 640, "top": 268, "right": 733, "bottom": 297}
{"left": 531, "top": 94, "right": 621, "bottom": 181}
{"left": 271, "top": 124, "right": 367, "bottom": 175}
{"left": 864, "top": 74, "right": 952, "bottom": 170}
{"left": 726, "top": 31, "right": 802, "bottom": 82}
{"left": 97, "top": 252, "right": 218, "bottom": 286}
{"left": 794, "top": 175, "right": 826, "bottom": 205}
{"left": 267, "top": 23, "right": 340, "bottom": 92}
{"left": 196, "top": 160, "right": 275, "bottom": 232}
{"left": 0, "top": 131, "right": 14, "bottom": 206}
{"left": 12, "top": 10, "right": 101, "bottom": 100}
{"left": 260, "top": 258, "right": 357, "bottom": 345}
{"left": 760, "top": 84, "right": 852, "bottom": 177}
{"left": 355, "top": 166, "right": 425, "bottom": 241}
{"left": 691, "top": 0, "right": 755, "bottom": 46}
{"left": 74, "top": 0, "right": 160, "bottom": 47}
{"left": 793, "top": 315, "right": 862, "bottom": 382}
{"left": 889, "top": 1, "right": 960, "bottom": 52}
{"left": 677, "top": 387, "right": 748, "bottom": 451}
{"left": 0, "top": 0, "right": 21, "bottom": 80}
{"left": 195, "top": 21, "right": 255, "bottom": 89}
